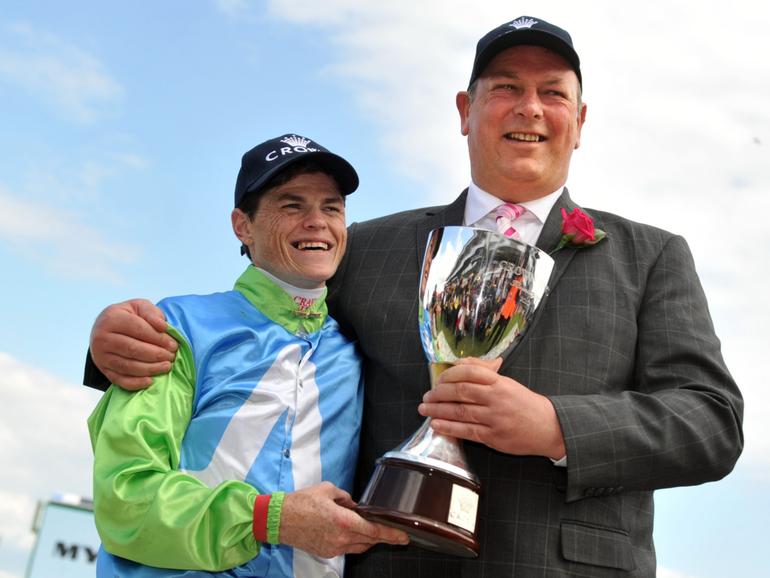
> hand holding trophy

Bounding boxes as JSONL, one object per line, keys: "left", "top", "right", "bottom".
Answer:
{"left": 356, "top": 226, "right": 554, "bottom": 557}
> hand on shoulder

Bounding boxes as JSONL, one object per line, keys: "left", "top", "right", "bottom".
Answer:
{"left": 90, "top": 299, "right": 176, "bottom": 390}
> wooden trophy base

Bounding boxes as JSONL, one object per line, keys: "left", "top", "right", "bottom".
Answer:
{"left": 356, "top": 456, "right": 481, "bottom": 558}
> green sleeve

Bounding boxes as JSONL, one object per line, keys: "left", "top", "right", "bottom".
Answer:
{"left": 88, "top": 326, "right": 274, "bottom": 571}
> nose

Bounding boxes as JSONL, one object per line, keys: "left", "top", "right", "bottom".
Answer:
{"left": 302, "top": 206, "right": 327, "bottom": 229}
{"left": 514, "top": 88, "right": 543, "bottom": 119}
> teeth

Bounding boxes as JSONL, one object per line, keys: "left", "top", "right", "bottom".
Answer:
{"left": 297, "top": 241, "right": 329, "bottom": 251}
{"left": 507, "top": 132, "right": 542, "bottom": 142}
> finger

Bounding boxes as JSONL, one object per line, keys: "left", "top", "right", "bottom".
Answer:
{"left": 99, "top": 332, "right": 176, "bottom": 364}
{"left": 344, "top": 511, "right": 402, "bottom": 543}
{"left": 429, "top": 418, "right": 488, "bottom": 444}
{"left": 370, "top": 523, "right": 409, "bottom": 545}
{"left": 130, "top": 299, "right": 172, "bottom": 336}
{"left": 101, "top": 353, "right": 173, "bottom": 378}
{"left": 102, "top": 371, "right": 153, "bottom": 390}
{"left": 436, "top": 363, "right": 499, "bottom": 388}
{"left": 454, "top": 357, "right": 503, "bottom": 372}
{"left": 423, "top": 380, "right": 491, "bottom": 404}
{"left": 351, "top": 523, "right": 408, "bottom": 546}
{"left": 120, "top": 318, "right": 177, "bottom": 352}
{"left": 418, "top": 399, "right": 488, "bottom": 425}
{"left": 318, "top": 482, "right": 351, "bottom": 502}
{"left": 334, "top": 494, "right": 357, "bottom": 510}
{"left": 96, "top": 308, "right": 176, "bottom": 353}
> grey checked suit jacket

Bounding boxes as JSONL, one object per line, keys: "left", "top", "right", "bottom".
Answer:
{"left": 328, "top": 189, "right": 743, "bottom": 578}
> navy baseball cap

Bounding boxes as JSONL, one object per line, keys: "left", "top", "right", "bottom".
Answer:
{"left": 234, "top": 133, "right": 359, "bottom": 207}
{"left": 468, "top": 16, "right": 581, "bottom": 88}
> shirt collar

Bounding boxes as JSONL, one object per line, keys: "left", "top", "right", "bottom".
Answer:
{"left": 464, "top": 182, "right": 564, "bottom": 226}
{"left": 234, "top": 266, "right": 328, "bottom": 335}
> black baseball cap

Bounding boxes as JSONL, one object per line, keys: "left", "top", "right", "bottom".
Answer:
{"left": 468, "top": 16, "right": 581, "bottom": 88}
{"left": 234, "top": 133, "right": 359, "bottom": 207}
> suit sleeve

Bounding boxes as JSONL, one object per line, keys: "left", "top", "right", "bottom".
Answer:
{"left": 83, "top": 349, "right": 110, "bottom": 391}
{"left": 550, "top": 235, "right": 744, "bottom": 502}
{"left": 88, "top": 326, "right": 271, "bottom": 571}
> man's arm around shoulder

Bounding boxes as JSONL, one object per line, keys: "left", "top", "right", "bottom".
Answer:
{"left": 84, "top": 298, "right": 177, "bottom": 391}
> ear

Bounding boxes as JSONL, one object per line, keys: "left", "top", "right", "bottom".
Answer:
{"left": 231, "top": 208, "right": 252, "bottom": 245}
{"left": 456, "top": 91, "right": 472, "bottom": 136}
{"left": 574, "top": 101, "right": 587, "bottom": 150}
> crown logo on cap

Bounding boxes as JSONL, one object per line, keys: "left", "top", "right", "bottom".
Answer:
{"left": 281, "top": 135, "right": 311, "bottom": 148}
{"left": 508, "top": 17, "right": 537, "bottom": 30}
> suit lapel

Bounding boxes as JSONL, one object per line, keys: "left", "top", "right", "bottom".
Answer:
{"left": 414, "top": 190, "right": 468, "bottom": 266}
{"left": 535, "top": 187, "right": 579, "bottom": 290}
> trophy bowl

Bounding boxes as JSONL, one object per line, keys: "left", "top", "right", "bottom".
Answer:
{"left": 356, "top": 226, "right": 554, "bottom": 557}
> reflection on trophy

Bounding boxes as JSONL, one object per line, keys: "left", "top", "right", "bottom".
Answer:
{"left": 356, "top": 226, "right": 554, "bottom": 557}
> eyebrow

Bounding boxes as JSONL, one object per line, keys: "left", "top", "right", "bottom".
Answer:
{"left": 487, "top": 71, "right": 570, "bottom": 86}
{"left": 276, "top": 192, "right": 344, "bottom": 204}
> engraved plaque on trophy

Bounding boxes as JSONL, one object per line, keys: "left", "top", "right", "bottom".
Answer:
{"left": 356, "top": 226, "right": 555, "bottom": 557}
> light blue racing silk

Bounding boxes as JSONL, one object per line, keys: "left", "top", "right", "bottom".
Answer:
{"left": 93, "top": 267, "right": 363, "bottom": 578}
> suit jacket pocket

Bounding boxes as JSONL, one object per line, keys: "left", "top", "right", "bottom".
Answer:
{"left": 561, "top": 520, "right": 636, "bottom": 571}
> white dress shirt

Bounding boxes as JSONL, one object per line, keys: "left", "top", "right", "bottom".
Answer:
{"left": 463, "top": 182, "right": 563, "bottom": 246}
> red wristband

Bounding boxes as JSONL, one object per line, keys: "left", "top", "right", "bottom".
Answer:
{"left": 253, "top": 494, "right": 272, "bottom": 542}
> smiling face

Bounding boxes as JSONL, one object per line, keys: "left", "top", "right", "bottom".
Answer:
{"left": 456, "top": 44, "right": 587, "bottom": 202}
{"left": 231, "top": 172, "right": 347, "bottom": 289}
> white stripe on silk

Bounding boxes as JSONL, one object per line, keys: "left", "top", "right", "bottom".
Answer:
{"left": 290, "top": 357, "right": 343, "bottom": 577}
{"left": 182, "top": 343, "right": 302, "bottom": 486}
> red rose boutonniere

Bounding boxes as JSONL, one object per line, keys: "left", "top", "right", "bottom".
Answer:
{"left": 552, "top": 207, "right": 607, "bottom": 253}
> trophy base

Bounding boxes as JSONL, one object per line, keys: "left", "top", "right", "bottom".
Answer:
{"left": 356, "top": 456, "right": 480, "bottom": 558}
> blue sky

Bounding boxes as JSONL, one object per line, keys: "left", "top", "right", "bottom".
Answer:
{"left": 1, "top": 2, "right": 768, "bottom": 577}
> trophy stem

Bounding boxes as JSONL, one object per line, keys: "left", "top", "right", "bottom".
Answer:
{"left": 355, "top": 362, "right": 482, "bottom": 557}
{"left": 384, "top": 418, "right": 477, "bottom": 483}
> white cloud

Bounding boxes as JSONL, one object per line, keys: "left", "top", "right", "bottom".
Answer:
{"left": 0, "top": 185, "right": 140, "bottom": 282}
{"left": 0, "top": 491, "right": 37, "bottom": 551}
{"left": 266, "top": 0, "right": 770, "bottom": 476}
{"left": 0, "top": 21, "right": 123, "bottom": 123}
{"left": 267, "top": 0, "right": 770, "bottom": 205}
{"left": 657, "top": 566, "right": 698, "bottom": 578}
{"left": 16, "top": 150, "right": 149, "bottom": 206}
{"left": 268, "top": 1, "right": 474, "bottom": 196}
{"left": 0, "top": 353, "right": 102, "bottom": 575}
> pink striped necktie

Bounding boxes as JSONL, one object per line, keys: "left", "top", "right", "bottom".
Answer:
{"left": 494, "top": 203, "right": 526, "bottom": 239}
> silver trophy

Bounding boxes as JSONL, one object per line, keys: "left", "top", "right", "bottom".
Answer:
{"left": 357, "top": 226, "right": 555, "bottom": 557}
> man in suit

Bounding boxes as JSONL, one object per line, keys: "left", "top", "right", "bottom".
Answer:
{"left": 85, "top": 16, "right": 743, "bottom": 577}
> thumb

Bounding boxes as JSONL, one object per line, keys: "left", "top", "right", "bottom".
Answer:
{"left": 323, "top": 484, "right": 357, "bottom": 509}
{"left": 326, "top": 485, "right": 353, "bottom": 504}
